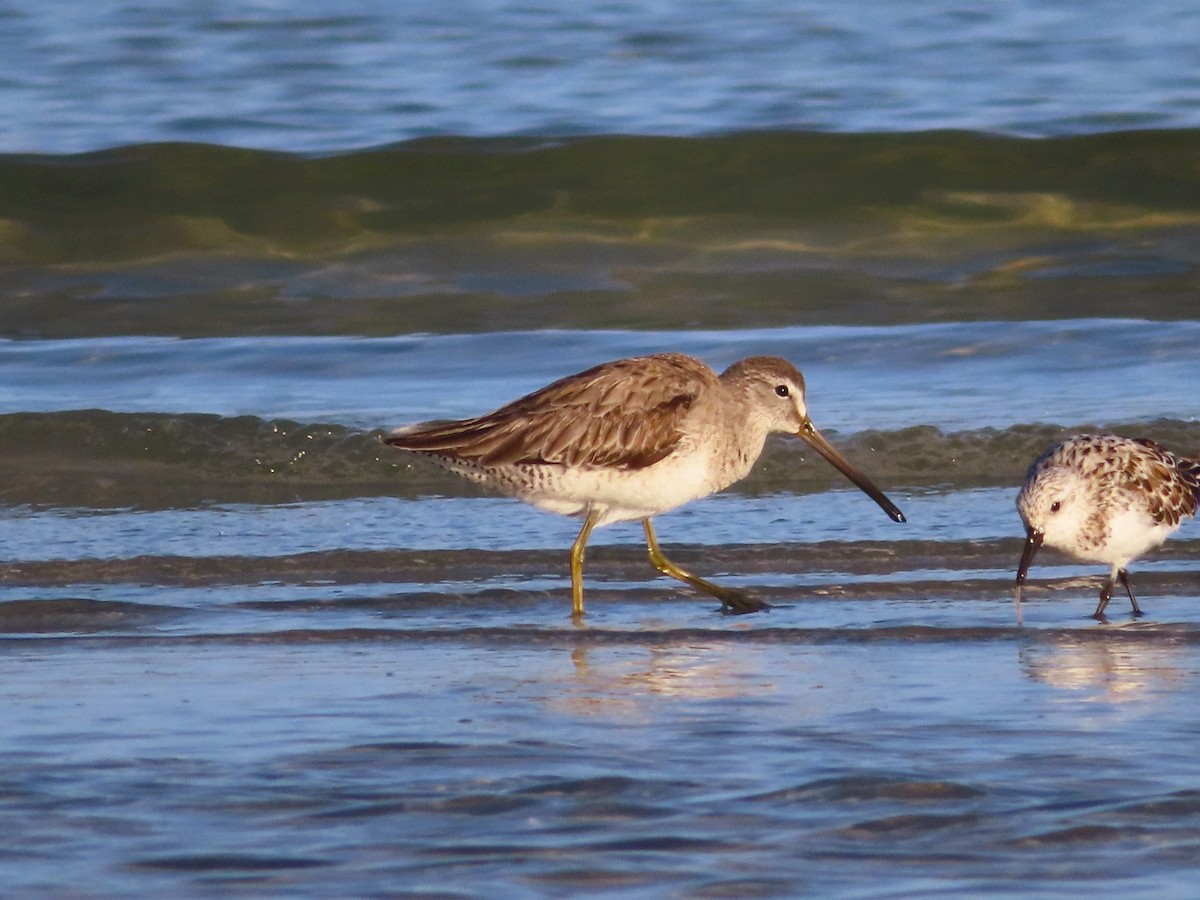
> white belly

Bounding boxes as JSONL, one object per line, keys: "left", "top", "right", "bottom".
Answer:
{"left": 1101, "top": 505, "right": 1179, "bottom": 567}
{"left": 464, "top": 450, "right": 726, "bottom": 526}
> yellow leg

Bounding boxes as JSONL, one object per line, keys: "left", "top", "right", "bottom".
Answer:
{"left": 641, "top": 518, "right": 767, "bottom": 614}
{"left": 569, "top": 508, "right": 600, "bottom": 618}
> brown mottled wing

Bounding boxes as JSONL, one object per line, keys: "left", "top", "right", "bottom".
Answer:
{"left": 1129, "top": 439, "right": 1200, "bottom": 525}
{"left": 386, "top": 353, "right": 713, "bottom": 470}
{"left": 1181, "top": 455, "right": 1200, "bottom": 507}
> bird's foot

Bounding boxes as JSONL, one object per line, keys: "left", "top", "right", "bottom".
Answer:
{"left": 716, "top": 589, "right": 770, "bottom": 615}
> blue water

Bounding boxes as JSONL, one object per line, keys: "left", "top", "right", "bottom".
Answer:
{"left": 4, "top": 0, "right": 1200, "bottom": 153}
{"left": 4, "top": 320, "right": 1199, "bottom": 429}
{"left": 5, "top": 3, "right": 1200, "bottom": 896}
{"left": 0, "top": 488, "right": 1017, "bottom": 562}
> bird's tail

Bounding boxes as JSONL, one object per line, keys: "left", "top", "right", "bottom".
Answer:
{"left": 1179, "top": 452, "right": 1200, "bottom": 508}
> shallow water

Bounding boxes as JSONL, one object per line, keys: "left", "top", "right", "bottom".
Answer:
{"left": 5, "top": 3, "right": 1200, "bottom": 895}
{"left": 3, "top": 322, "right": 1200, "bottom": 894}
{"left": 6, "top": 627, "right": 1200, "bottom": 898}
{"left": 5, "top": 293, "right": 1200, "bottom": 899}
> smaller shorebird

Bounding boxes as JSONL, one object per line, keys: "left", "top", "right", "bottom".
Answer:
{"left": 1015, "top": 434, "right": 1200, "bottom": 624}
{"left": 386, "top": 353, "right": 905, "bottom": 618}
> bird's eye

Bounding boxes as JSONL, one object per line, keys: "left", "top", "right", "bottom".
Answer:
{"left": 774, "top": 384, "right": 790, "bottom": 398}
{"left": 1049, "top": 501, "right": 1061, "bottom": 513}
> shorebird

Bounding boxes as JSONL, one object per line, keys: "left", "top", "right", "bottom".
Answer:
{"left": 1015, "top": 434, "right": 1200, "bottom": 624}
{"left": 386, "top": 352, "right": 905, "bottom": 617}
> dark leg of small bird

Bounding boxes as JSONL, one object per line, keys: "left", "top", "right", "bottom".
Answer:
{"left": 1092, "top": 575, "right": 1114, "bottom": 621}
{"left": 641, "top": 518, "right": 767, "bottom": 614}
{"left": 569, "top": 509, "right": 601, "bottom": 619}
{"left": 1117, "top": 567, "right": 1143, "bottom": 617}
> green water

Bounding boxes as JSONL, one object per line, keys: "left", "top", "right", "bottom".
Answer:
{"left": 4, "top": 131, "right": 1200, "bottom": 338}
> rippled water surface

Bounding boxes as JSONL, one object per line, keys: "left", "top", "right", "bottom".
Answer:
{"left": 4, "top": 0, "right": 1200, "bottom": 152}
{"left": 7, "top": 628, "right": 1200, "bottom": 897}
{"left": 4, "top": 2, "right": 1200, "bottom": 895}
{"left": 3, "top": 320, "right": 1200, "bottom": 895}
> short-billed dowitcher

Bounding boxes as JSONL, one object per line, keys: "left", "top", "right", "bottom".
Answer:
{"left": 387, "top": 353, "right": 905, "bottom": 617}
{"left": 1015, "top": 434, "right": 1200, "bottom": 624}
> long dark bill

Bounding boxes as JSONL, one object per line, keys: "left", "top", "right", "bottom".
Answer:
{"left": 1014, "top": 529, "right": 1044, "bottom": 627}
{"left": 798, "top": 421, "right": 905, "bottom": 524}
